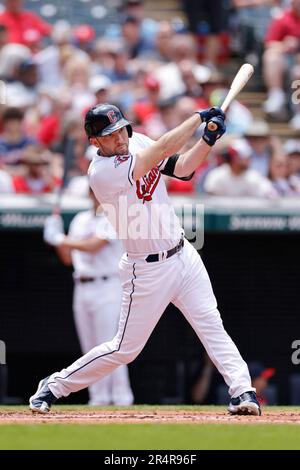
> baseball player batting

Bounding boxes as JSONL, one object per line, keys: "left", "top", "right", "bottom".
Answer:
{"left": 30, "top": 103, "right": 261, "bottom": 416}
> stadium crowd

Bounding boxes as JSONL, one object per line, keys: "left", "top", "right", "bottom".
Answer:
{"left": 0, "top": 0, "right": 300, "bottom": 198}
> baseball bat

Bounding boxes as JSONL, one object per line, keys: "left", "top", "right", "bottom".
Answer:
{"left": 207, "top": 63, "right": 254, "bottom": 131}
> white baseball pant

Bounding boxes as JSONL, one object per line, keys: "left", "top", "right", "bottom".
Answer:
{"left": 48, "top": 240, "right": 254, "bottom": 399}
{"left": 73, "top": 276, "right": 134, "bottom": 405}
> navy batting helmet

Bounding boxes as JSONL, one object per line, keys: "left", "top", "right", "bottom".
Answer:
{"left": 84, "top": 103, "right": 133, "bottom": 138}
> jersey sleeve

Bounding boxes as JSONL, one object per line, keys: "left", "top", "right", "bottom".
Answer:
{"left": 88, "top": 152, "right": 136, "bottom": 201}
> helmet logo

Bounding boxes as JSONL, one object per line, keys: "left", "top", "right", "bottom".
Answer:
{"left": 107, "top": 110, "right": 118, "bottom": 124}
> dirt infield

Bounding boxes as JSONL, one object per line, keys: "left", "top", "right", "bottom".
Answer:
{"left": 1, "top": 409, "right": 300, "bottom": 425}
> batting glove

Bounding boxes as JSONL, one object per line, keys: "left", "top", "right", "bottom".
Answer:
{"left": 45, "top": 232, "right": 66, "bottom": 246}
{"left": 44, "top": 215, "right": 65, "bottom": 246}
{"left": 202, "top": 116, "right": 226, "bottom": 147}
{"left": 196, "top": 107, "right": 225, "bottom": 123}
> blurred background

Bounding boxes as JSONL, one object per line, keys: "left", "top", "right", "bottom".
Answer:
{"left": 1, "top": 0, "right": 300, "bottom": 406}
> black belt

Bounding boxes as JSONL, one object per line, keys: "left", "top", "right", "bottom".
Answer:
{"left": 145, "top": 238, "right": 184, "bottom": 263}
{"left": 76, "top": 276, "right": 109, "bottom": 283}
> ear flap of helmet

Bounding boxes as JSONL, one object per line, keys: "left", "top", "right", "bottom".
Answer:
{"left": 126, "top": 124, "right": 133, "bottom": 138}
{"left": 84, "top": 122, "right": 93, "bottom": 138}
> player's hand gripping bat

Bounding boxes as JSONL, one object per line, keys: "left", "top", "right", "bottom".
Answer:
{"left": 207, "top": 63, "right": 254, "bottom": 132}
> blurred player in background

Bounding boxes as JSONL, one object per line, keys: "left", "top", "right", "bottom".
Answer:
{"left": 43, "top": 189, "right": 134, "bottom": 406}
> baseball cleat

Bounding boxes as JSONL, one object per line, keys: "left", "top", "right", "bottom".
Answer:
{"left": 29, "top": 377, "right": 57, "bottom": 414}
{"left": 228, "top": 391, "right": 261, "bottom": 416}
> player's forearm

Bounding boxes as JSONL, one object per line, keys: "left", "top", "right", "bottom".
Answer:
{"left": 61, "top": 237, "right": 108, "bottom": 253}
{"left": 174, "top": 139, "right": 211, "bottom": 177}
{"left": 55, "top": 245, "right": 73, "bottom": 266}
{"left": 133, "top": 114, "right": 201, "bottom": 180}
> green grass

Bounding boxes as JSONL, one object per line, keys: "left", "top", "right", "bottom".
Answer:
{"left": 0, "top": 406, "right": 300, "bottom": 450}
{"left": 1, "top": 423, "right": 300, "bottom": 450}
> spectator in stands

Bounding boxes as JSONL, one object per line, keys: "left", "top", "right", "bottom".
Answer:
{"left": 268, "top": 153, "right": 297, "bottom": 196}
{"left": 72, "top": 25, "right": 95, "bottom": 55}
{"left": 144, "top": 98, "right": 177, "bottom": 139}
{"left": 203, "top": 138, "right": 276, "bottom": 197}
{"left": 263, "top": 0, "right": 300, "bottom": 118}
{"left": 285, "top": 139, "right": 300, "bottom": 193}
{"left": 61, "top": 56, "right": 94, "bottom": 114}
{"left": 54, "top": 112, "right": 88, "bottom": 194}
{"left": 23, "top": 28, "right": 43, "bottom": 55}
{"left": 0, "top": 0, "right": 51, "bottom": 46}
{"left": 244, "top": 120, "right": 272, "bottom": 177}
{"left": 182, "top": 0, "right": 230, "bottom": 68}
{"left": 104, "top": 42, "right": 133, "bottom": 83}
{"left": 0, "top": 169, "right": 13, "bottom": 193}
{"left": 232, "top": 0, "right": 280, "bottom": 65}
{"left": 6, "top": 58, "right": 39, "bottom": 108}
{"left": 266, "top": 139, "right": 300, "bottom": 195}
{"left": 35, "top": 20, "right": 78, "bottom": 90}
{"left": 89, "top": 75, "right": 112, "bottom": 108}
{"left": 154, "top": 21, "right": 174, "bottom": 63}
{"left": 0, "top": 24, "right": 8, "bottom": 50}
{"left": 65, "top": 145, "right": 92, "bottom": 198}
{"left": 33, "top": 88, "right": 65, "bottom": 148}
{"left": 154, "top": 34, "right": 211, "bottom": 100}
{"left": 92, "top": 38, "right": 118, "bottom": 75}
{"left": 118, "top": 0, "right": 158, "bottom": 44}
{"left": 177, "top": 60, "right": 207, "bottom": 108}
{"left": 0, "top": 42, "right": 31, "bottom": 82}
{"left": 93, "top": 41, "right": 134, "bottom": 110}
{"left": 12, "top": 145, "right": 60, "bottom": 194}
{"left": 174, "top": 96, "right": 198, "bottom": 124}
{"left": 133, "top": 75, "right": 160, "bottom": 125}
{"left": 0, "top": 107, "right": 37, "bottom": 166}
{"left": 120, "top": 14, "right": 156, "bottom": 59}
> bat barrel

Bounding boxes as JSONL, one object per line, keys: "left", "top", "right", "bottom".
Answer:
{"left": 205, "top": 63, "right": 254, "bottom": 134}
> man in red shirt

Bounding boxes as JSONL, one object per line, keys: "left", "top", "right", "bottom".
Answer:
{"left": 0, "top": 0, "right": 51, "bottom": 45}
{"left": 12, "top": 145, "right": 61, "bottom": 194}
{"left": 263, "top": 0, "right": 300, "bottom": 119}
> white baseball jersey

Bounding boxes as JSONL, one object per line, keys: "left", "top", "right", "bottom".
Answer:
{"left": 88, "top": 132, "right": 183, "bottom": 255}
{"left": 68, "top": 210, "right": 123, "bottom": 278}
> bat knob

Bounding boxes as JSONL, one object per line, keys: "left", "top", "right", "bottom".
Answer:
{"left": 207, "top": 121, "right": 218, "bottom": 132}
